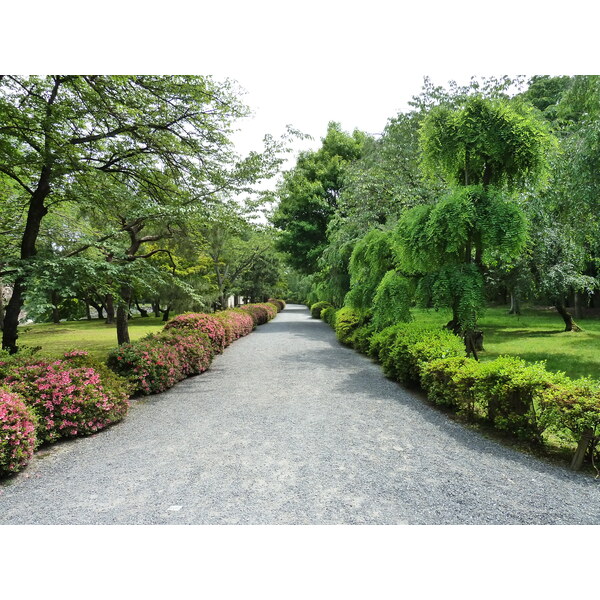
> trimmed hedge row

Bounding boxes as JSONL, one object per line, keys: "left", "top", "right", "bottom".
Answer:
{"left": 314, "top": 305, "right": 600, "bottom": 469}
{"left": 1, "top": 301, "right": 285, "bottom": 476}
{"left": 107, "top": 329, "right": 214, "bottom": 395}
{"left": 421, "top": 356, "right": 600, "bottom": 446}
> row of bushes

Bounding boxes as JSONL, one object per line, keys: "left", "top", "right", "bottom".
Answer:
{"left": 312, "top": 302, "right": 600, "bottom": 468}
{"left": 0, "top": 300, "right": 286, "bottom": 476}
{"left": 0, "top": 350, "right": 130, "bottom": 474}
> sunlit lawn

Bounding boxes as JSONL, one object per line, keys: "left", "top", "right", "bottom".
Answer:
{"left": 413, "top": 306, "right": 600, "bottom": 380}
{"left": 17, "top": 317, "right": 166, "bottom": 361}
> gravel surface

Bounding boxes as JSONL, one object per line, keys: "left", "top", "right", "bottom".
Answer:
{"left": 1, "top": 304, "right": 599, "bottom": 524}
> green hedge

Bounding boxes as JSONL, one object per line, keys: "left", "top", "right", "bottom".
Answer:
{"left": 334, "top": 307, "right": 362, "bottom": 345}
{"left": 370, "top": 323, "right": 465, "bottom": 386}
{"left": 420, "top": 355, "right": 600, "bottom": 461}
{"left": 310, "top": 301, "right": 332, "bottom": 319}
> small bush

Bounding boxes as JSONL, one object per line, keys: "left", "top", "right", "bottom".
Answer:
{"left": 6, "top": 358, "right": 130, "bottom": 444}
{"left": 0, "top": 388, "right": 37, "bottom": 474}
{"left": 538, "top": 376, "right": 600, "bottom": 444}
{"left": 267, "top": 298, "right": 286, "bottom": 311}
{"left": 107, "top": 330, "right": 213, "bottom": 396}
{"left": 321, "top": 307, "right": 337, "bottom": 327}
{"left": 164, "top": 313, "right": 227, "bottom": 353}
{"left": 334, "top": 307, "right": 362, "bottom": 345}
{"left": 310, "top": 301, "right": 332, "bottom": 319}
{"left": 420, "top": 356, "right": 476, "bottom": 409}
{"left": 213, "top": 309, "right": 255, "bottom": 345}
{"left": 349, "top": 324, "right": 375, "bottom": 354}
{"left": 239, "top": 304, "right": 268, "bottom": 325}
{"left": 370, "top": 323, "right": 465, "bottom": 385}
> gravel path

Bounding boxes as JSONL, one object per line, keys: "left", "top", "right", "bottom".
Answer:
{"left": 1, "top": 304, "right": 599, "bottom": 524}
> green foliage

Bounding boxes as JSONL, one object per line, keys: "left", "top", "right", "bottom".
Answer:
{"left": 349, "top": 323, "right": 375, "bottom": 354}
{"left": 370, "top": 323, "right": 465, "bottom": 385}
{"left": 321, "top": 306, "right": 337, "bottom": 327}
{"left": 420, "top": 95, "right": 555, "bottom": 189}
{"left": 345, "top": 229, "right": 394, "bottom": 311}
{"left": 371, "top": 270, "right": 413, "bottom": 331}
{"left": 310, "top": 301, "right": 332, "bottom": 319}
{"left": 421, "top": 351, "right": 600, "bottom": 451}
{"left": 272, "top": 122, "right": 367, "bottom": 274}
{"left": 334, "top": 307, "right": 362, "bottom": 345}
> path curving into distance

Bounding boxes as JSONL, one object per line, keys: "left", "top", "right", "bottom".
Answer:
{"left": 1, "top": 304, "right": 599, "bottom": 524}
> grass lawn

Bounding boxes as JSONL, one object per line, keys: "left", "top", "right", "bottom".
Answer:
{"left": 17, "top": 317, "right": 166, "bottom": 361}
{"left": 413, "top": 306, "right": 600, "bottom": 380}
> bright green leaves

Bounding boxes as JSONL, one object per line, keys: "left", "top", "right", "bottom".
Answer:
{"left": 420, "top": 95, "right": 555, "bottom": 189}
{"left": 344, "top": 228, "right": 394, "bottom": 312}
{"left": 371, "top": 270, "right": 413, "bottom": 330}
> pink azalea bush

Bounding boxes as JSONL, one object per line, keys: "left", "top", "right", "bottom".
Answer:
{"left": 0, "top": 388, "right": 37, "bottom": 474}
{"left": 107, "top": 330, "right": 214, "bottom": 396}
{"left": 5, "top": 358, "right": 130, "bottom": 444}
{"left": 163, "top": 313, "right": 227, "bottom": 353}
{"left": 267, "top": 298, "right": 286, "bottom": 311}
{"left": 213, "top": 309, "right": 254, "bottom": 345}
{"left": 238, "top": 303, "right": 271, "bottom": 326}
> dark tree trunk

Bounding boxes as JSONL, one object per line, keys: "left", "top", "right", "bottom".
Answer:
{"left": 105, "top": 294, "right": 115, "bottom": 324}
{"left": 116, "top": 286, "right": 132, "bottom": 345}
{"left": 555, "top": 300, "right": 581, "bottom": 332}
{"left": 161, "top": 306, "right": 171, "bottom": 322}
{"left": 85, "top": 300, "right": 92, "bottom": 320}
{"left": 87, "top": 297, "right": 104, "bottom": 320}
{"left": 152, "top": 300, "right": 161, "bottom": 318}
{"left": 51, "top": 290, "right": 60, "bottom": 324}
{"left": 2, "top": 280, "right": 25, "bottom": 353}
{"left": 2, "top": 167, "right": 51, "bottom": 353}
{"left": 135, "top": 299, "right": 149, "bottom": 318}
{"left": 0, "top": 286, "right": 4, "bottom": 331}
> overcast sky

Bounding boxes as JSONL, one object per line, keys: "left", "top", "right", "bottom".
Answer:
{"left": 5, "top": 0, "right": 598, "bottom": 180}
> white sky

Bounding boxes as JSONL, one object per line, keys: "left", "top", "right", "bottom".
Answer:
{"left": 2, "top": 0, "right": 599, "bottom": 592}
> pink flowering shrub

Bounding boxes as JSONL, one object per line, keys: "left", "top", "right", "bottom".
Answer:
{"left": 213, "top": 309, "right": 254, "bottom": 345}
{"left": 163, "top": 313, "right": 226, "bottom": 353}
{"left": 0, "top": 388, "right": 37, "bottom": 474}
{"left": 107, "top": 330, "right": 214, "bottom": 396}
{"left": 5, "top": 359, "right": 130, "bottom": 444}
{"left": 267, "top": 298, "right": 286, "bottom": 311}
{"left": 238, "top": 304, "right": 270, "bottom": 326}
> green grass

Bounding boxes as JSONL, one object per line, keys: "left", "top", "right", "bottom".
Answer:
{"left": 17, "top": 317, "right": 166, "bottom": 361}
{"left": 412, "top": 306, "right": 600, "bottom": 380}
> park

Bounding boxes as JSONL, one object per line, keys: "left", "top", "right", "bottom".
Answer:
{"left": 1, "top": 75, "right": 599, "bottom": 525}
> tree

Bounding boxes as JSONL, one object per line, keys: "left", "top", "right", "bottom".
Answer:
{"left": 407, "top": 95, "right": 555, "bottom": 353}
{"left": 272, "top": 122, "right": 367, "bottom": 274}
{"left": 0, "top": 75, "right": 275, "bottom": 352}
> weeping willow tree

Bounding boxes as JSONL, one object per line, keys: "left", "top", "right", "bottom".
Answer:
{"left": 394, "top": 95, "right": 556, "bottom": 356}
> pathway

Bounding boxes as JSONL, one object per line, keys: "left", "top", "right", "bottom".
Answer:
{"left": 1, "top": 304, "right": 599, "bottom": 524}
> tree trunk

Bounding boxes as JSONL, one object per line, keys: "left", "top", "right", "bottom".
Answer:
{"left": 116, "top": 286, "right": 131, "bottom": 345}
{"left": 2, "top": 167, "right": 51, "bottom": 353}
{"left": 555, "top": 300, "right": 581, "bottom": 332}
{"left": 152, "top": 300, "right": 161, "bottom": 318}
{"left": 51, "top": 290, "right": 60, "bottom": 324}
{"left": 85, "top": 300, "right": 92, "bottom": 321}
{"left": 508, "top": 292, "right": 521, "bottom": 315}
{"left": 0, "top": 282, "right": 5, "bottom": 330}
{"left": 161, "top": 306, "right": 171, "bottom": 322}
{"left": 105, "top": 294, "right": 115, "bottom": 324}
{"left": 135, "top": 299, "right": 149, "bottom": 318}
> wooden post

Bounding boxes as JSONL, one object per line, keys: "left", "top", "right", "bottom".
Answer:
{"left": 570, "top": 428, "right": 594, "bottom": 471}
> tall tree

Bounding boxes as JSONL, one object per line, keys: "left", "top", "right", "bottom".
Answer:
{"left": 272, "top": 122, "right": 367, "bottom": 274}
{"left": 0, "top": 75, "right": 273, "bottom": 352}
